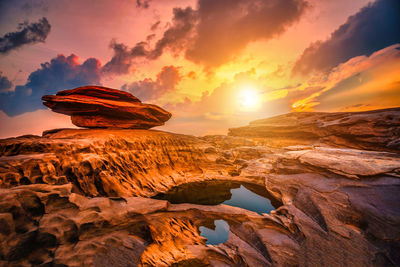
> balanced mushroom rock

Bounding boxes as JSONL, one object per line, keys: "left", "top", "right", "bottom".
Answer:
{"left": 42, "top": 86, "right": 172, "bottom": 129}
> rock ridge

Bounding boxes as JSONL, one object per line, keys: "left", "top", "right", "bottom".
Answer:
{"left": 228, "top": 107, "right": 400, "bottom": 152}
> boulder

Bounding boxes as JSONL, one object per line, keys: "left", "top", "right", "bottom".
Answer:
{"left": 42, "top": 86, "right": 172, "bottom": 129}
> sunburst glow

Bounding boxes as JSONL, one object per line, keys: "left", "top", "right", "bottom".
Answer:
{"left": 238, "top": 87, "right": 261, "bottom": 111}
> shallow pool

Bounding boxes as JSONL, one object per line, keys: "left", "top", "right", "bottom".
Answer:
{"left": 153, "top": 181, "right": 281, "bottom": 245}
{"left": 199, "top": 219, "right": 230, "bottom": 245}
{"left": 153, "top": 180, "right": 280, "bottom": 214}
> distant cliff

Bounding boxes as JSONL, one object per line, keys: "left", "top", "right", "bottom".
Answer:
{"left": 229, "top": 107, "right": 400, "bottom": 152}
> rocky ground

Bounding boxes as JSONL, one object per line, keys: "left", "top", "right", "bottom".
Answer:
{"left": 0, "top": 108, "right": 399, "bottom": 266}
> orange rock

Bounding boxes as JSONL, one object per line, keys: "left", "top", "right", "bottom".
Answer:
{"left": 42, "top": 86, "right": 171, "bottom": 129}
{"left": 228, "top": 107, "right": 400, "bottom": 151}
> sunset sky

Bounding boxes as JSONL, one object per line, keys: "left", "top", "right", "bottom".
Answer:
{"left": 0, "top": 0, "right": 399, "bottom": 137}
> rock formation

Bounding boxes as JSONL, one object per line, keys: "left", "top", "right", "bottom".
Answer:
{"left": 0, "top": 108, "right": 399, "bottom": 266}
{"left": 42, "top": 86, "right": 172, "bottom": 129}
{"left": 229, "top": 107, "right": 400, "bottom": 152}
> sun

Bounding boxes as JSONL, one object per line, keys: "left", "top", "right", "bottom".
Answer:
{"left": 238, "top": 86, "right": 261, "bottom": 111}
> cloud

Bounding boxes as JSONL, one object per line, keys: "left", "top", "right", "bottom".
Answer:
{"left": 0, "top": 73, "right": 12, "bottom": 92}
{"left": 148, "top": 7, "right": 198, "bottom": 60}
{"left": 291, "top": 44, "right": 400, "bottom": 111}
{"left": 102, "top": 7, "right": 196, "bottom": 75}
{"left": 136, "top": 0, "right": 151, "bottom": 9}
{"left": 293, "top": 0, "right": 400, "bottom": 75}
{"left": 121, "top": 65, "right": 181, "bottom": 101}
{"left": 185, "top": 0, "right": 308, "bottom": 67}
{"left": 160, "top": 44, "right": 400, "bottom": 135}
{"left": 103, "top": 0, "right": 308, "bottom": 72}
{"left": 101, "top": 40, "right": 147, "bottom": 75}
{"left": 160, "top": 70, "right": 290, "bottom": 135}
{"left": 150, "top": 20, "right": 161, "bottom": 31}
{"left": 0, "top": 54, "right": 102, "bottom": 116}
{"left": 0, "top": 17, "right": 51, "bottom": 54}
{"left": 20, "top": 0, "right": 49, "bottom": 14}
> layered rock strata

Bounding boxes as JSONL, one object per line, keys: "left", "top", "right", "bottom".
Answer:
{"left": 42, "top": 86, "right": 172, "bottom": 129}
{"left": 228, "top": 107, "right": 400, "bottom": 152}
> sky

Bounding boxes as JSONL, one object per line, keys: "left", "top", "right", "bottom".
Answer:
{"left": 0, "top": 0, "right": 399, "bottom": 137}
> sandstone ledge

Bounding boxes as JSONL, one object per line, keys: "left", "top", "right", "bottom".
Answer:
{"left": 228, "top": 107, "right": 400, "bottom": 152}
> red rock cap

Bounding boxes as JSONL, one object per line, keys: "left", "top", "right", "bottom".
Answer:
{"left": 42, "top": 86, "right": 172, "bottom": 129}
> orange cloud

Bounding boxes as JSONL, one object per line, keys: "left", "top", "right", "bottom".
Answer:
{"left": 122, "top": 65, "right": 181, "bottom": 101}
{"left": 291, "top": 44, "right": 400, "bottom": 111}
{"left": 159, "top": 70, "right": 291, "bottom": 135}
{"left": 103, "top": 0, "right": 309, "bottom": 71}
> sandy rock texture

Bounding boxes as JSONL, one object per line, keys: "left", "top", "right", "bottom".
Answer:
{"left": 0, "top": 108, "right": 399, "bottom": 266}
{"left": 0, "top": 129, "right": 247, "bottom": 197}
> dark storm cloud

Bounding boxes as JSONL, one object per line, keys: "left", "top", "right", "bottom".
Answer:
{"left": 0, "top": 54, "right": 102, "bottom": 116}
{"left": 0, "top": 17, "right": 51, "bottom": 55}
{"left": 293, "top": 0, "right": 400, "bottom": 75}
{"left": 121, "top": 65, "right": 181, "bottom": 101}
{"left": 0, "top": 73, "right": 12, "bottom": 92}
{"left": 103, "top": 0, "right": 308, "bottom": 72}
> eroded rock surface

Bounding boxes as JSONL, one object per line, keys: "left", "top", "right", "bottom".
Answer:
{"left": 1, "top": 108, "right": 399, "bottom": 266}
{"left": 0, "top": 129, "right": 220, "bottom": 197}
{"left": 42, "top": 86, "right": 172, "bottom": 129}
{"left": 228, "top": 108, "right": 400, "bottom": 152}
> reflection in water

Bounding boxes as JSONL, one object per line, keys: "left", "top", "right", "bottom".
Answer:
{"left": 154, "top": 180, "right": 281, "bottom": 214}
{"left": 153, "top": 181, "right": 282, "bottom": 245}
{"left": 199, "top": 219, "right": 230, "bottom": 245}
{"left": 222, "top": 185, "right": 275, "bottom": 214}
{"left": 154, "top": 181, "right": 237, "bottom": 205}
